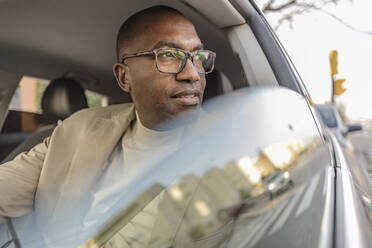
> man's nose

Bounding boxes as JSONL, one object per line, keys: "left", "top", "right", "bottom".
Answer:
{"left": 175, "top": 58, "right": 200, "bottom": 83}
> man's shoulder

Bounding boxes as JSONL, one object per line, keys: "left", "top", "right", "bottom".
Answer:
{"left": 49, "top": 102, "right": 134, "bottom": 142}
{"left": 60, "top": 102, "right": 134, "bottom": 129}
{"left": 69, "top": 102, "right": 133, "bottom": 120}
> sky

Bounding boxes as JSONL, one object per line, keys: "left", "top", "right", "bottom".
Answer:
{"left": 262, "top": 0, "right": 372, "bottom": 121}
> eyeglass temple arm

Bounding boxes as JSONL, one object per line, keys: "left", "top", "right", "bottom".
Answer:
{"left": 121, "top": 51, "right": 154, "bottom": 63}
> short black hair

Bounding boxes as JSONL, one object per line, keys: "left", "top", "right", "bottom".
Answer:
{"left": 116, "top": 5, "right": 184, "bottom": 61}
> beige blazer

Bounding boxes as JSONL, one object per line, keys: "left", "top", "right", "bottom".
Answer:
{"left": 0, "top": 103, "right": 135, "bottom": 230}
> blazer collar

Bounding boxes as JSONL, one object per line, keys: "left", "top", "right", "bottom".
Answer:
{"left": 50, "top": 104, "right": 137, "bottom": 227}
{"left": 110, "top": 103, "right": 136, "bottom": 124}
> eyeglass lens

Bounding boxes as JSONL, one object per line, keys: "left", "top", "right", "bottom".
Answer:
{"left": 156, "top": 49, "right": 215, "bottom": 74}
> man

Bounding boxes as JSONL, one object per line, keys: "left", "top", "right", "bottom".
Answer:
{"left": 0, "top": 5, "right": 216, "bottom": 245}
{"left": 113, "top": 6, "right": 213, "bottom": 130}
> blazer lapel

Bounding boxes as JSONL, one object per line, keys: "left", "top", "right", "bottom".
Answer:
{"left": 51, "top": 104, "right": 135, "bottom": 224}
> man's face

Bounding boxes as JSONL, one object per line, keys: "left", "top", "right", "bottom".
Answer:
{"left": 114, "top": 13, "right": 206, "bottom": 129}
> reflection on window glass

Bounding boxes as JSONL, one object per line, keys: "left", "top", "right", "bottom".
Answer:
{"left": 0, "top": 222, "right": 13, "bottom": 248}
{"left": 84, "top": 137, "right": 323, "bottom": 248}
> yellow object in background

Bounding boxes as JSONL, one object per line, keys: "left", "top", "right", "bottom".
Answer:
{"left": 329, "top": 50, "right": 338, "bottom": 77}
{"left": 329, "top": 50, "right": 346, "bottom": 100}
{"left": 334, "top": 79, "right": 346, "bottom": 95}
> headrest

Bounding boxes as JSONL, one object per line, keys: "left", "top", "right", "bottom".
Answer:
{"left": 41, "top": 77, "right": 88, "bottom": 122}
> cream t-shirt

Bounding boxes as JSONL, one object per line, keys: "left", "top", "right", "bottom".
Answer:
{"left": 83, "top": 112, "right": 186, "bottom": 229}
{"left": 121, "top": 112, "right": 186, "bottom": 169}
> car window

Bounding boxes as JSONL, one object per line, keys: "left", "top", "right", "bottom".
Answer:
{"left": 85, "top": 90, "right": 109, "bottom": 108}
{"left": 9, "top": 76, "right": 108, "bottom": 113}
{"left": 3, "top": 76, "right": 109, "bottom": 134}
{"left": 1, "top": 110, "right": 52, "bottom": 134}
{"left": 8, "top": 76, "right": 49, "bottom": 114}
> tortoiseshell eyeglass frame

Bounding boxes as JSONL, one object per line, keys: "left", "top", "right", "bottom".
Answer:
{"left": 120, "top": 47, "right": 216, "bottom": 75}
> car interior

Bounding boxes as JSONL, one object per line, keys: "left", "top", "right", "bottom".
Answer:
{"left": 0, "top": 0, "right": 299, "bottom": 162}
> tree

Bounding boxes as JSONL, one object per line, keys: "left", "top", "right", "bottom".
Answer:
{"left": 256, "top": 0, "right": 372, "bottom": 35}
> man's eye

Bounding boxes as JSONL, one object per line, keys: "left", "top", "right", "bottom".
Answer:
{"left": 196, "top": 52, "right": 208, "bottom": 62}
{"left": 165, "top": 51, "right": 173, "bottom": 57}
{"left": 158, "top": 51, "right": 175, "bottom": 59}
{"left": 174, "top": 51, "right": 186, "bottom": 59}
{"left": 159, "top": 50, "right": 185, "bottom": 60}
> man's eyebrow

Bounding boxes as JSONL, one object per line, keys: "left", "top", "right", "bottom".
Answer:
{"left": 152, "top": 41, "right": 178, "bottom": 49}
{"left": 152, "top": 41, "right": 204, "bottom": 51}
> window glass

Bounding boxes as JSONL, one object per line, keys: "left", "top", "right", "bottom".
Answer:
{"left": 85, "top": 90, "right": 109, "bottom": 108}
{"left": 9, "top": 76, "right": 49, "bottom": 113}
{"left": 4, "top": 76, "right": 108, "bottom": 134}
{"left": 0, "top": 221, "right": 14, "bottom": 248}
{"left": 4, "top": 77, "right": 52, "bottom": 133}
{"left": 78, "top": 88, "right": 328, "bottom": 248}
{"left": 9, "top": 76, "right": 109, "bottom": 113}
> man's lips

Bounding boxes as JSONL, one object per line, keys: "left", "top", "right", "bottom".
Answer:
{"left": 171, "top": 90, "right": 201, "bottom": 106}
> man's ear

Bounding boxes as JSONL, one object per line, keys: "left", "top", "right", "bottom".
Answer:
{"left": 113, "top": 63, "right": 131, "bottom": 93}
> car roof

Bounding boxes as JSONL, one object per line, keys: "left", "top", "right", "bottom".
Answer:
{"left": 0, "top": 0, "right": 244, "bottom": 102}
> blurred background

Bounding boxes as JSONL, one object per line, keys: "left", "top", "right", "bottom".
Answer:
{"left": 256, "top": 0, "right": 372, "bottom": 124}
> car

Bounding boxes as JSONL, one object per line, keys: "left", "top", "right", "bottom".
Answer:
{"left": 0, "top": 0, "right": 371, "bottom": 248}
{"left": 264, "top": 170, "right": 293, "bottom": 199}
{"left": 315, "top": 103, "right": 362, "bottom": 147}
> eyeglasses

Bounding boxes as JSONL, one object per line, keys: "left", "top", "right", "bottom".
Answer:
{"left": 121, "top": 48, "right": 216, "bottom": 74}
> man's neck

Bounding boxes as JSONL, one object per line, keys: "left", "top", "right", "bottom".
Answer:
{"left": 135, "top": 108, "right": 202, "bottom": 131}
